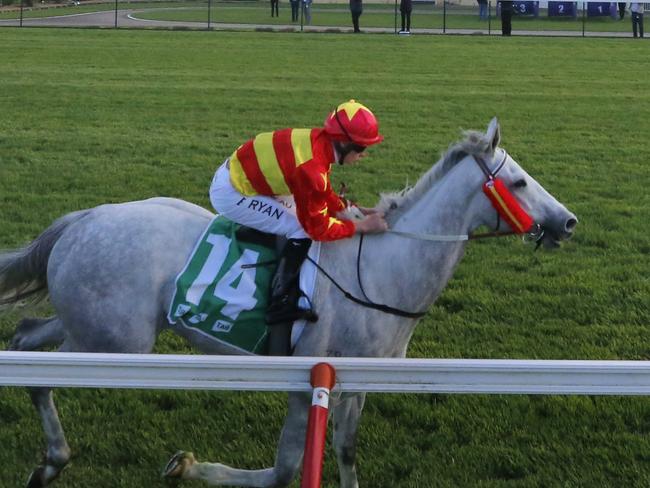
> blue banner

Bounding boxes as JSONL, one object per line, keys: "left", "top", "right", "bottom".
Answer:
{"left": 587, "top": 2, "right": 615, "bottom": 17}
{"left": 548, "top": 1, "right": 577, "bottom": 17}
{"left": 513, "top": 0, "right": 539, "bottom": 16}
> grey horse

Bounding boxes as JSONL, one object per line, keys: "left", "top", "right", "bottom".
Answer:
{"left": 0, "top": 119, "right": 577, "bottom": 487}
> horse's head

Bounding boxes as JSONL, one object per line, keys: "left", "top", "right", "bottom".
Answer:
{"left": 469, "top": 118, "right": 578, "bottom": 248}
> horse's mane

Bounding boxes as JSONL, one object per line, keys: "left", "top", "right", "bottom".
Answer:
{"left": 376, "top": 130, "right": 493, "bottom": 218}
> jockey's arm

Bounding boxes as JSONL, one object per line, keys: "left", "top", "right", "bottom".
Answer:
{"left": 293, "top": 163, "right": 387, "bottom": 240}
{"left": 293, "top": 170, "right": 355, "bottom": 241}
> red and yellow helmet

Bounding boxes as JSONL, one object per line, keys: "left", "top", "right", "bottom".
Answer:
{"left": 323, "top": 100, "right": 384, "bottom": 146}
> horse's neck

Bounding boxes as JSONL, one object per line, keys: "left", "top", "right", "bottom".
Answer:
{"left": 307, "top": 161, "right": 483, "bottom": 357}
{"left": 365, "top": 160, "right": 484, "bottom": 313}
{"left": 395, "top": 160, "right": 481, "bottom": 236}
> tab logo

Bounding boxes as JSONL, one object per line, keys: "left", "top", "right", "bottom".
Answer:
{"left": 212, "top": 320, "right": 234, "bottom": 333}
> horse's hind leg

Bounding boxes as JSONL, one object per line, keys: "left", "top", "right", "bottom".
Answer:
{"left": 9, "top": 317, "right": 64, "bottom": 351}
{"left": 25, "top": 386, "right": 71, "bottom": 488}
{"left": 164, "top": 392, "right": 310, "bottom": 487}
{"left": 23, "top": 339, "right": 73, "bottom": 488}
{"left": 332, "top": 393, "right": 366, "bottom": 488}
{"left": 8, "top": 317, "right": 70, "bottom": 487}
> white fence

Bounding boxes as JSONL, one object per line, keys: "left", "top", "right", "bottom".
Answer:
{"left": 2, "top": 351, "right": 650, "bottom": 395}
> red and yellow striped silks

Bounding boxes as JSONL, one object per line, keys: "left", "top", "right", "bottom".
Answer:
{"left": 227, "top": 128, "right": 355, "bottom": 241}
{"left": 229, "top": 128, "right": 316, "bottom": 196}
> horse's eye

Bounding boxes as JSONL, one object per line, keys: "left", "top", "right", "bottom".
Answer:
{"left": 513, "top": 179, "right": 527, "bottom": 188}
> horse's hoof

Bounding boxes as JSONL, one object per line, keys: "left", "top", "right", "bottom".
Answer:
{"left": 26, "top": 466, "right": 46, "bottom": 488}
{"left": 162, "top": 451, "right": 196, "bottom": 479}
{"left": 25, "top": 460, "right": 66, "bottom": 488}
{"left": 10, "top": 318, "right": 46, "bottom": 351}
{"left": 9, "top": 330, "right": 27, "bottom": 351}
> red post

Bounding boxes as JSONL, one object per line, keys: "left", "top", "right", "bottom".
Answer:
{"left": 300, "top": 362, "right": 336, "bottom": 488}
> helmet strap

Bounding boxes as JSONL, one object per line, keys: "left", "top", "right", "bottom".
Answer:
{"left": 334, "top": 108, "right": 356, "bottom": 144}
{"left": 333, "top": 141, "right": 355, "bottom": 165}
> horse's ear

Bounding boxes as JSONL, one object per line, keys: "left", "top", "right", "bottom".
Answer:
{"left": 486, "top": 117, "right": 501, "bottom": 152}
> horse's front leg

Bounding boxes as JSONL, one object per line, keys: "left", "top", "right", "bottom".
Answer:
{"left": 164, "top": 392, "right": 309, "bottom": 487}
{"left": 332, "top": 393, "right": 366, "bottom": 488}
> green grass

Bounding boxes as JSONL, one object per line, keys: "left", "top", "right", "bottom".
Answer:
{"left": 0, "top": 28, "right": 649, "bottom": 487}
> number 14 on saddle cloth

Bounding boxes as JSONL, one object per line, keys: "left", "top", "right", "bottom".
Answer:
{"left": 167, "top": 216, "right": 320, "bottom": 354}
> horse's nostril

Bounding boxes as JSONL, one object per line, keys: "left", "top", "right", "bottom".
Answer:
{"left": 565, "top": 217, "right": 578, "bottom": 232}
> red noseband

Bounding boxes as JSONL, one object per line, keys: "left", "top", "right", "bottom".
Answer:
{"left": 475, "top": 151, "right": 535, "bottom": 235}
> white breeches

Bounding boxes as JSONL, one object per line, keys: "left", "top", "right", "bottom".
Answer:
{"left": 209, "top": 161, "right": 309, "bottom": 240}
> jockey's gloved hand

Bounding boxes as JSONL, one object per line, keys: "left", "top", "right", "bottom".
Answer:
{"left": 355, "top": 213, "right": 388, "bottom": 234}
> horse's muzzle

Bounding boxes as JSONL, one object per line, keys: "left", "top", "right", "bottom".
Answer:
{"left": 536, "top": 213, "right": 578, "bottom": 250}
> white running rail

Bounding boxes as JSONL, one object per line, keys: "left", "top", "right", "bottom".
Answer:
{"left": 2, "top": 352, "right": 650, "bottom": 395}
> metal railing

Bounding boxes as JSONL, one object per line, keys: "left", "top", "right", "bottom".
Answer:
{"left": 3, "top": 351, "right": 650, "bottom": 395}
{"left": 0, "top": 0, "right": 644, "bottom": 37}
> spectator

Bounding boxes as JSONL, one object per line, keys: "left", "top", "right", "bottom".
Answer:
{"left": 618, "top": 2, "right": 626, "bottom": 19}
{"left": 500, "top": 0, "right": 513, "bottom": 36}
{"left": 271, "top": 0, "right": 279, "bottom": 17}
{"left": 302, "top": 0, "right": 312, "bottom": 25}
{"left": 399, "top": 0, "right": 412, "bottom": 33}
{"left": 290, "top": 0, "right": 299, "bottom": 21}
{"left": 350, "top": 0, "right": 363, "bottom": 32}
{"left": 478, "top": 0, "right": 488, "bottom": 20}
{"left": 631, "top": 2, "right": 644, "bottom": 37}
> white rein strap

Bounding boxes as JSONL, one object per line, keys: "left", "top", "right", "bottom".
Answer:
{"left": 385, "top": 230, "right": 469, "bottom": 242}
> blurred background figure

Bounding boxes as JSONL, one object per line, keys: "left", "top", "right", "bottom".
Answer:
{"left": 290, "top": 0, "right": 299, "bottom": 21}
{"left": 478, "top": 0, "right": 488, "bottom": 20}
{"left": 399, "top": 0, "right": 412, "bottom": 33}
{"left": 631, "top": 2, "right": 644, "bottom": 37}
{"left": 350, "top": 0, "right": 363, "bottom": 32}
{"left": 271, "top": 0, "right": 279, "bottom": 17}
{"left": 302, "top": 0, "right": 312, "bottom": 25}
{"left": 618, "top": 2, "right": 626, "bottom": 19}
{"left": 500, "top": 0, "right": 513, "bottom": 35}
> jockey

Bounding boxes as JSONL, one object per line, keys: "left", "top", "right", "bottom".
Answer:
{"left": 210, "top": 100, "right": 388, "bottom": 325}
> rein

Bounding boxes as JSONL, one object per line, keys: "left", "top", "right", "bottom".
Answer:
{"left": 306, "top": 225, "right": 530, "bottom": 321}
{"left": 306, "top": 245, "right": 426, "bottom": 319}
{"left": 309, "top": 150, "right": 545, "bottom": 318}
{"left": 385, "top": 229, "right": 517, "bottom": 241}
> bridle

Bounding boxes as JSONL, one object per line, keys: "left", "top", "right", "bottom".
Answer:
{"left": 471, "top": 149, "right": 510, "bottom": 238}
{"left": 387, "top": 149, "right": 543, "bottom": 243}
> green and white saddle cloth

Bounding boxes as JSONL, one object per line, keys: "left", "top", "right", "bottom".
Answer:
{"left": 167, "top": 216, "right": 319, "bottom": 355}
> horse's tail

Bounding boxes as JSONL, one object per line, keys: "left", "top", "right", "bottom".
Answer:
{"left": 0, "top": 209, "right": 91, "bottom": 307}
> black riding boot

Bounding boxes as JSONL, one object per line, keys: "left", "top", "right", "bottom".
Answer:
{"left": 266, "top": 238, "right": 315, "bottom": 356}
{"left": 265, "top": 238, "right": 314, "bottom": 325}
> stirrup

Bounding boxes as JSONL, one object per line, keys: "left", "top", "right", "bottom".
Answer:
{"left": 265, "top": 302, "right": 318, "bottom": 325}
{"left": 266, "top": 291, "right": 318, "bottom": 324}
